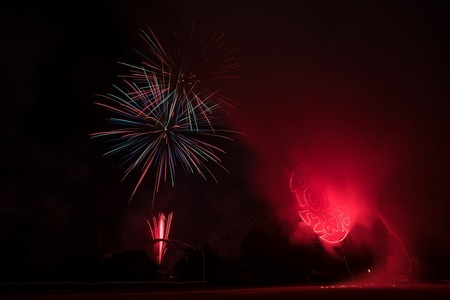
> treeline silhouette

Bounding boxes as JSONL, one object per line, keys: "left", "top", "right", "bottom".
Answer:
{"left": 0, "top": 227, "right": 404, "bottom": 285}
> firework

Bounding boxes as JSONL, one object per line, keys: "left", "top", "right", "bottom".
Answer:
{"left": 91, "top": 24, "right": 240, "bottom": 206}
{"left": 147, "top": 212, "right": 173, "bottom": 265}
{"left": 290, "top": 165, "right": 350, "bottom": 243}
{"left": 119, "top": 22, "right": 241, "bottom": 110}
{"left": 90, "top": 71, "right": 233, "bottom": 203}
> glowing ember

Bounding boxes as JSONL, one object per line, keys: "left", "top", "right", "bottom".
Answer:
{"left": 290, "top": 165, "right": 350, "bottom": 243}
{"left": 147, "top": 212, "right": 173, "bottom": 264}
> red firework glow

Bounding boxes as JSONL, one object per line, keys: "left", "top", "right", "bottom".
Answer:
{"left": 290, "top": 165, "right": 350, "bottom": 244}
{"left": 147, "top": 212, "right": 173, "bottom": 265}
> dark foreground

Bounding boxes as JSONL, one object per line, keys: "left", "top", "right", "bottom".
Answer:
{"left": 1, "top": 282, "right": 450, "bottom": 300}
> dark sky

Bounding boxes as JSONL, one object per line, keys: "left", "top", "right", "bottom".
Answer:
{"left": 1, "top": 0, "right": 449, "bottom": 266}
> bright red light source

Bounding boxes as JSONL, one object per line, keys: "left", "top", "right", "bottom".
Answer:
{"left": 290, "top": 165, "right": 350, "bottom": 243}
{"left": 147, "top": 212, "right": 173, "bottom": 265}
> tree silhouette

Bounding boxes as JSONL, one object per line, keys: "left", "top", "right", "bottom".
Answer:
{"left": 105, "top": 250, "right": 157, "bottom": 281}
{"left": 240, "top": 229, "right": 310, "bottom": 285}
{"left": 174, "top": 244, "right": 224, "bottom": 284}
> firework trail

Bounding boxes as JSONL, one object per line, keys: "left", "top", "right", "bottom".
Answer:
{"left": 119, "top": 22, "right": 241, "bottom": 113}
{"left": 91, "top": 23, "right": 240, "bottom": 207}
{"left": 90, "top": 71, "right": 234, "bottom": 204}
{"left": 147, "top": 212, "right": 173, "bottom": 265}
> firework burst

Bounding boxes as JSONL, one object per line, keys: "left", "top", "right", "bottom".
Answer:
{"left": 120, "top": 22, "right": 241, "bottom": 110}
{"left": 90, "top": 70, "right": 234, "bottom": 204}
{"left": 91, "top": 24, "right": 240, "bottom": 206}
{"left": 147, "top": 212, "right": 173, "bottom": 265}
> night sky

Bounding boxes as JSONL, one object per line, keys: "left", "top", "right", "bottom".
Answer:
{"left": 1, "top": 0, "right": 450, "bottom": 270}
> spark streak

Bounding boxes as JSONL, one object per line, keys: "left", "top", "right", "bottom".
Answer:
{"left": 90, "top": 71, "right": 233, "bottom": 205}
{"left": 147, "top": 212, "right": 173, "bottom": 265}
{"left": 120, "top": 23, "right": 241, "bottom": 109}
